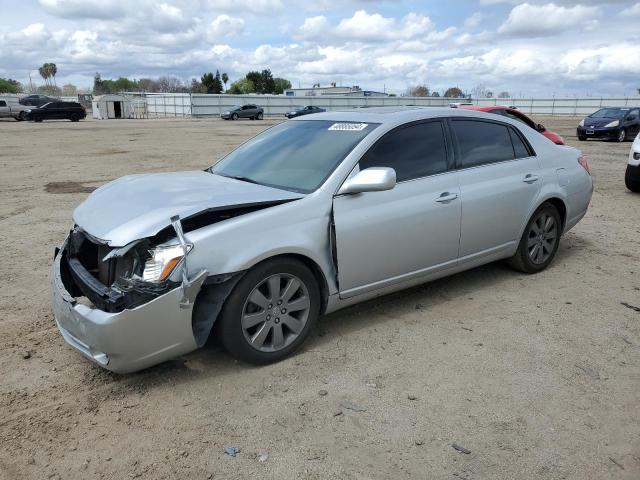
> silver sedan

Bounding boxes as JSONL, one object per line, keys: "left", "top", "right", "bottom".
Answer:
{"left": 51, "top": 107, "right": 593, "bottom": 373}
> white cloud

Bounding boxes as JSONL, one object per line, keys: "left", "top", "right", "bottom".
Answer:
{"left": 209, "top": 14, "right": 245, "bottom": 38}
{"left": 498, "top": 3, "right": 599, "bottom": 36}
{"left": 463, "top": 12, "right": 484, "bottom": 29}
{"left": 207, "top": 0, "right": 283, "bottom": 14}
{"left": 621, "top": 2, "right": 640, "bottom": 15}
{"left": 297, "top": 10, "right": 445, "bottom": 43}
{"left": 39, "top": 0, "right": 126, "bottom": 19}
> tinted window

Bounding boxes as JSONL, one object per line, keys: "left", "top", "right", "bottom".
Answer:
{"left": 452, "top": 120, "right": 514, "bottom": 168}
{"left": 359, "top": 121, "right": 448, "bottom": 182}
{"left": 0, "top": 100, "right": 6, "bottom": 107}
{"left": 509, "top": 128, "right": 531, "bottom": 159}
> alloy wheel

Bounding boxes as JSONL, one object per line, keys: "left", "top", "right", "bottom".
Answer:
{"left": 527, "top": 212, "right": 557, "bottom": 265}
{"left": 618, "top": 129, "right": 626, "bottom": 142}
{"left": 241, "top": 273, "right": 311, "bottom": 352}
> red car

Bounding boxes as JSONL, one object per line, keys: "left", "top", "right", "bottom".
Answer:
{"left": 459, "top": 105, "right": 565, "bottom": 145}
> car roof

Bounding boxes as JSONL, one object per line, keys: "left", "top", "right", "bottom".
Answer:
{"left": 291, "top": 105, "right": 511, "bottom": 126}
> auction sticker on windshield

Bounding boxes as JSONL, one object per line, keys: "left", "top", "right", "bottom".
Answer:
{"left": 328, "top": 123, "right": 369, "bottom": 131}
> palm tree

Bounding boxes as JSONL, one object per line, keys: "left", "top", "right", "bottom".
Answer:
{"left": 48, "top": 63, "right": 57, "bottom": 87}
{"left": 39, "top": 64, "right": 50, "bottom": 86}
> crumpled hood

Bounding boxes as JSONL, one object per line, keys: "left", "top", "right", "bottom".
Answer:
{"left": 73, "top": 171, "right": 303, "bottom": 246}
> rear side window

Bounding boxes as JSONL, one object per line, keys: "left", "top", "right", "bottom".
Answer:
{"left": 452, "top": 120, "right": 527, "bottom": 168}
{"left": 0, "top": 100, "right": 6, "bottom": 107}
{"left": 359, "top": 121, "right": 449, "bottom": 182}
{"left": 509, "top": 128, "right": 532, "bottom": 159}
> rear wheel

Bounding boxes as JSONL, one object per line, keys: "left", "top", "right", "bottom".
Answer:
{"left": 70, "top": 113, "right": 80, "bottom": 122}
{"left": 508, "top": 203, "right": 562, "bottom": 273}
{"left": 216, "top": 258, "right": 320, "bottom": 364}
{"left": 257, "top": 112, "right": 264, "bottom": 120}
{"left": 625, "top": 165, "right": 640, "bottom": 192}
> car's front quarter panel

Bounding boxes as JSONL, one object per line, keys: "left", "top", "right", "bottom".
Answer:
{"left": 182, "top": 191, "right": 338, "bottom": 295}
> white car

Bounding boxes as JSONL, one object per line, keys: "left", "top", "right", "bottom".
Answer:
{"left": 626, "top": 133, "right": 640, "bottom": 192}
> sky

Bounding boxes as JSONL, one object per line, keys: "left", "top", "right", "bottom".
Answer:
{"left": 1, "top": 0, "right": 640, "bottom": 96}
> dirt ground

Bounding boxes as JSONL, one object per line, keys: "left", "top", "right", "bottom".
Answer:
{"left": 0, "top": 114, "right": 638, "bottom": 480}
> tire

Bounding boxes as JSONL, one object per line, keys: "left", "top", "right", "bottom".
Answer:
{"left": 70, "top": 114, "right": 80, "bottom": 122}
{"left": 626, "top": 165, "right": 640, "bottom": 193}
{"left": 216, "top": 258, "right": 321, "bottom": 364}
{"left": 508, "top": 203, "right": 562, "bottom": 274}
{"left": 578, "top": 135, "right": 586, "bottom": 141}
{"left": 33, "top": 116, "right": 43, "bottom": 122}
{"left": 617, "top": 129, "right": 626, "bottom": 142}
{"left": 257, "top": 112, "right": 264, "bottom": 120}
{"left": 232, "top": 113, "right": 238, "bottom": 121}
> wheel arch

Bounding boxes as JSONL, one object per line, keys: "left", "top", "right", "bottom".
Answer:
{"left": 542, "top": 196, "right": 567, "bottom": 231}
{"left": 245, "top": 253, "right": 330, "bottom": 315}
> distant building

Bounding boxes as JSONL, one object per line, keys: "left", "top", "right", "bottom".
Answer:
{"left": 284, "top": 85, "right": 388, "bottom": 97}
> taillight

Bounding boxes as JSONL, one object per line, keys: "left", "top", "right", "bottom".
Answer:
{"left": 578, "top": 155, "right": 590, "bottom": 175}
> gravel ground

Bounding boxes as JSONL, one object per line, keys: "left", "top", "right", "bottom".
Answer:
{"left": 0, "top": 114, "right": 638, "bottom": 480}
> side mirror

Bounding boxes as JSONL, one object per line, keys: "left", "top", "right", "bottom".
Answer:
{"left": 338, "top": 167, "right": 396, "bottom": 195}
{"left": 536, "top": 123, "right": 546, "bottom": 132}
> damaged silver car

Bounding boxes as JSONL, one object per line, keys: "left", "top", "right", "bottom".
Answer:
{"left": 51, "top": 107, "right": 593, "bottom": 373}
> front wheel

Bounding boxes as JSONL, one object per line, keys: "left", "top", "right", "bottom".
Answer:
{"left": 508, "top": 203, "right": 562, "bottom": 273}
{"left": 257, "top": 112, "right": 263, "bottom": 120}
{"left": 216, "top": 258, "right": 320, "bottom": 364}
{"left": 578, "top": 135, "right": 586, "bottom": 141}
{"left": 626, "top": 165, "right": 640, "bottom": 192}
{"left": 617, "top": 128, "right": 626, "bottom": 142}
{"left": 231, "top": 113, "right": 238, "bottom": 121}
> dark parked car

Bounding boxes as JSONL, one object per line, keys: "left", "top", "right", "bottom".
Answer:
{"left": 19, "top": 94, "right": 59, "bottom": 107}
{"left": 221, "top": 104, "right": 263, "bottom": 120}
{"left": 284, "top": 105, "right": 326, "bottom": 118}
{"left": 25, "top": 101, "right": 87, "bottom": 122}
{"left": 577, "top": 107, "right": 640, "bottom": 142}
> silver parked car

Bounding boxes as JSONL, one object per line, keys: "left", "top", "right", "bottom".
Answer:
{"left": 51, "top": 107, "right": 593, "bottom": 373}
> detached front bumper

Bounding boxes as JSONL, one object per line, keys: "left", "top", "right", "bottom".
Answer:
{"left": 50, "top": 243, "right": 199, "bottom": 374}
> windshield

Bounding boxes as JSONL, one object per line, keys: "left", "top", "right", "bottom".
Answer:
{"left": 211, "top": 120, "right": 379, "bottom": 193}
{"left": 590, "top": 108, "right": 627, "bottom": 119}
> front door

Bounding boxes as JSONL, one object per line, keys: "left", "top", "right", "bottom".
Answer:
{"left": 333, "top": 120, "right": 461, "bottom": 298}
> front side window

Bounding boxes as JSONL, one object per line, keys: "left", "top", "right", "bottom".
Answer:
{"left": 359, "top": 121, "right": 449, "bottom": 182}
{"left": 452, "top": 120, "right": 515, "bottom": 168}
{"left": 211, "top": 120, "right": 379, "bottom": 193}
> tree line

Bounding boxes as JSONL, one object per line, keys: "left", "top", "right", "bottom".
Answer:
{"left": 92, "top": 69, "right": 291, "bottom": 95}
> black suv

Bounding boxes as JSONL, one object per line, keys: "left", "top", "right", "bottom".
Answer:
{"left": 19, "top": 94, "right": 59, "bottom": 107}
{"left": 577, "top": 107, "right": 640, "bottom": 142}
{"left": 25, "top": 102, "right": 87, "bottom": 122}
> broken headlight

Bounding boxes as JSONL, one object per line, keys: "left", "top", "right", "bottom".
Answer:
{"left": 140, "top": 244, "right": 192, "bottom": 284}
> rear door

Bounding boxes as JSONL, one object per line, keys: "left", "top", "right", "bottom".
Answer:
{"left": 333, "top": 120, "right": 461, "bottom": 297}
{"left": 451, "top": 118, "right": 541, "bottom": 262}
{"left": 624, "top": 109, "right": 640, "bottom": 136}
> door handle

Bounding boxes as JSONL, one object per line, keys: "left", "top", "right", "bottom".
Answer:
{"left": 435, "top": 192, "right": 458, "bottom": 203}
{"left": 523, "top": 174, "right": 540, "bottom": 184}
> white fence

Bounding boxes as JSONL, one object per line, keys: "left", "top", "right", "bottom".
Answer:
{"left": 140, "top": 93, "right": 640, "bottom": 118}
